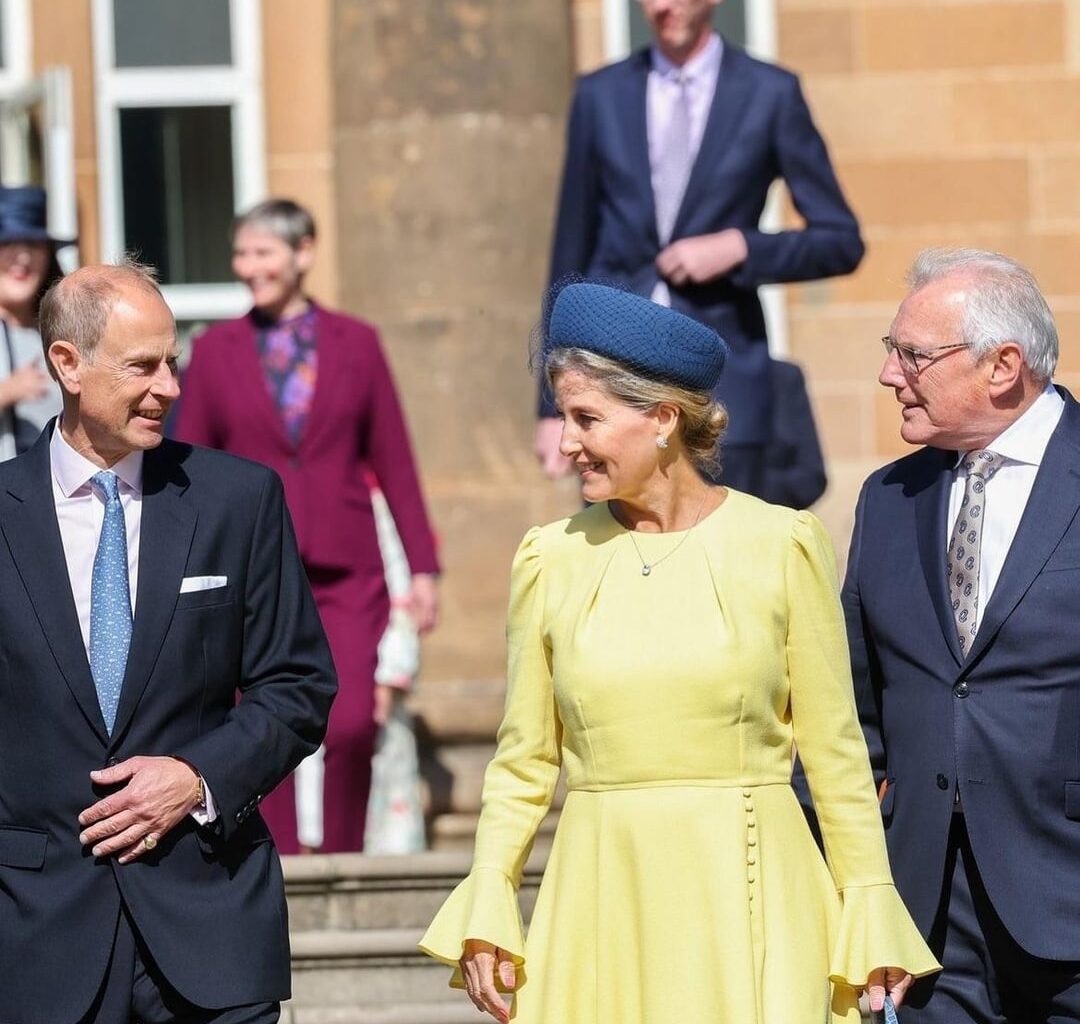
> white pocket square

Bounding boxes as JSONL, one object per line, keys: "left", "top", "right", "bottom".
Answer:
{"left": 180, "top": 575, "right": 228, "bottom": 594}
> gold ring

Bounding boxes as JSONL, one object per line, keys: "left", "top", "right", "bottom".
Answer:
{"left": 143, "top": 834, "right": 158, "bottom": 851}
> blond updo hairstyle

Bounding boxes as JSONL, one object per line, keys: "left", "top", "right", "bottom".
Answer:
{"left": 545, "top": 347, "right": 727, "bottom": 476}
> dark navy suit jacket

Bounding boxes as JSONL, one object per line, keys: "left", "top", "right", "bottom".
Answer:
{"left": 0, "top": 430, "right": 336, "bottom": 1023}
{"left": 544, "top": 42, "right": 864, "bottom": 444}
{"left": 760, "top": 358, "right": 827, "bottom": 509}
{"left": 846, "top": 387, "right": 1080, "bottom": 960}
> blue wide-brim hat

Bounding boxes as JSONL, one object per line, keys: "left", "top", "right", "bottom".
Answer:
{"left": 547, "top": 283, "right": 728, "bottom": 391}
{"left": 0, "top": 185, "right": 74, "bottom": 246}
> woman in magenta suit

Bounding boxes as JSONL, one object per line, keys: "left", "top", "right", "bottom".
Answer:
{"left": 175, "top": 198, "right": 440, "bottom": 854}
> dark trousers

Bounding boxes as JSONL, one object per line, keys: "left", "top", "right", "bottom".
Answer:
{"left": 80, "top": 908, "right": 279, "bottom": 1024}
{"left": 905, "top": 816, "right": 1080, "bottom": 1024}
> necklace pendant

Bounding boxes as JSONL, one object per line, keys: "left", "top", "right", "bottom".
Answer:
{"left": 641, "top": 564, "right": 652, "bottom": 577}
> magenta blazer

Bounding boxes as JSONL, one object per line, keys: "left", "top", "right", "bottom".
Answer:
{"left": 175, "top": 304, "right": 439, "bottom": 577}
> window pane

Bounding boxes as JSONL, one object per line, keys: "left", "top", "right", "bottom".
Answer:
{"left": 119, "top": 106, "right": 235, "bottom": 285}
{"left": 628, "top": 1, "right": 747, "bottom": 51}
{"left": 113, "top": 0, "right": 232, "bottom": 68}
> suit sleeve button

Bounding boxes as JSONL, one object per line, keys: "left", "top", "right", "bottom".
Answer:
{"left": 936, "top": 773, "right": 949, "bottom": 790}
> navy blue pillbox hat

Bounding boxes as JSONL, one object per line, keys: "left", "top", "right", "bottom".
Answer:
{"left": 0, "top": 185, "right": 74, "bottom": 246}
{"left": 547, "top": 283, "right": 728, "bottom": 391}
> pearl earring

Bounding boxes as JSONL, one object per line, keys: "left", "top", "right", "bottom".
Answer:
{"left": 656, "top": 435, "right": 669, "bottom": 450}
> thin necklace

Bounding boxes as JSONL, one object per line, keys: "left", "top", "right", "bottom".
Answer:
{"left": 622, "top": 492, "right": 709, "bottom": 577}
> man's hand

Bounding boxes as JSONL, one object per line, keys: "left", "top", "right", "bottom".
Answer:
{"left": 78, "top": 756, "right": 202, "bottom": 864}
{"left": 408, "top": 573, "right": 439, "bottom": 634}
{"left": 866, "top": 966, "right": 914, "bottom": 1011}
{"left": 655, "top": 228, "right": 748, "bottom": 287}
{"left": 0, "top": 362, "right": 51, "bottom": 410}
{"left": 533, "top": 417, "right": 572, "bottom": 479}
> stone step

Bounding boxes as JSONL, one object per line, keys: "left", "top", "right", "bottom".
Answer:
{"left": 283, "top": 851, "right": 545, "bottom": 1017}
{"left": 426, "top": 809, "right": 558, "bottom": 854}
{"left": 284, "top": 850, "right": 545, "bottom": 933}
{"left": 283, "top": 1001, "right": 480, "bottom": 1023}
{"left": 289, "top": 927, "right": 449, "bottom": 1007}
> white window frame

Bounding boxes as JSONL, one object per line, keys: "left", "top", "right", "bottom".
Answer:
{"left": 601, "top": 0, "right": 788, "bottom": 355}
{"left": 91, "top": 0, "right": 266, "bottom": 320}
{"left": 0, "top": 2, "right": 80, "bottom": 271}
{"left": 0, "top": 0, "right": 34, "bottom": 184}
{"left": 0, "top": 0, "right": 31, "bottom": 95}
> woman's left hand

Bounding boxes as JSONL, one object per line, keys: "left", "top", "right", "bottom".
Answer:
{"left": 408, "top": 573, "right": 439, "bottom": 634}
{"left": 866, "top": 966, "right": 913, "bottom": 1011}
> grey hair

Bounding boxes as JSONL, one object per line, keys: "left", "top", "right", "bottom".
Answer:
{"left": 39, "top": 257, "right": 163, "bottom": 376}
{"left": 907, "top": 248, "right": 1058, "bottom": 381}
{"left": 545, "top": 347, "right": 727, "bottom": 476}
{"left": 232, "top": 198, "right": 317, "bottom": 249}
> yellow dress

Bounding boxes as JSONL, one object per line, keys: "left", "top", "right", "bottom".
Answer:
{"left": 420, "top": 492, "right": 939, "bottom": 1023}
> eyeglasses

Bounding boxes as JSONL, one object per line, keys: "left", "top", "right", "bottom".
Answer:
{"left": 881, "top": 336, "right": 970, "bottom": 375}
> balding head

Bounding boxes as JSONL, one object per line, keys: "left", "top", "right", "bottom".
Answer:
{"left": 40, "top": 260, "right": 164, "bottom": 377}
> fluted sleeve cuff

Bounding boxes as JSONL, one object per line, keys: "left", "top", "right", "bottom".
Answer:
{"left": 829, "top": 883, "right": 942, "bottom": 988}
{"left": 418, "top": 866, "right": 527, "bottom": 989}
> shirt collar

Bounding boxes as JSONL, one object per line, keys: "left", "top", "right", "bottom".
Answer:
{"left": 50, "top": 420, "right": 145, "bottom": 498}
{"left": 954, "top": 384, "right": 1065, "bottom": 471}
{"left": 651, "top": 32, "right": 722, "bottom": 83}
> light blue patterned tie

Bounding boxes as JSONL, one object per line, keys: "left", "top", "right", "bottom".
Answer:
{"left": 90, "top": 471, "right": 132, "bottom": 734}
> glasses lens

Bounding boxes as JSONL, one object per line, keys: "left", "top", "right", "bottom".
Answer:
{"left": 883, "top": 337, "right": 917, "bottom": 373}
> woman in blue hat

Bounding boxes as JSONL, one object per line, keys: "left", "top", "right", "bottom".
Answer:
{"left": 420, "top": 283, "right": 938, "bottom": 1023}
{"left": 0, "top": 185, "right": 67, "bottom": 460}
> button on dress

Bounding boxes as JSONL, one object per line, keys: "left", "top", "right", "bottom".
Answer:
{"left": 420, "top": 493, "right": 939, "bottom": 1023}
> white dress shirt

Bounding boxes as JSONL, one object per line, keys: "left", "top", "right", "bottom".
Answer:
{"left": 49, "top": 424, "right": 215, "bottom": 821}
{"left": 947, "top": 384, "right": 1065, "bottom": 632}
{"left": 648, "top": 33, "right": 723, "bottom": 307}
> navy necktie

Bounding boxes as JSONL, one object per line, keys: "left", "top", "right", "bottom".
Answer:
{"left": 89, "top": 470, "right": 132, "bottom": 734}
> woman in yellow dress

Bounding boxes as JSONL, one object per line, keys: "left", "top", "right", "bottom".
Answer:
{"left": 419, "top": 283, "right": 939, "bottom": 1023}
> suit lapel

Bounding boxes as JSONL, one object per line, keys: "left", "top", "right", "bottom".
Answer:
{"left": 670, "top": 44, "right": 754, "bottom": 242}
{"left": 226, "top": 315, "right": 294, "bottom": 452}
{"left": 914, "top": 448, "right": 963, "bottom": 666}
{"left": 300, "top": 306, "right": 345, "bottom": 455}
{"left": 621, "top": 52, "right": 658, "bottom": 248}
{"left": 0, "top": 428, "right": 109, "bottom": 742}
{"left": 109, "top": 444, "right": 196, "bottom": 745}
{"left": 964, "top": 396, "right": 1080, "bottom": 666}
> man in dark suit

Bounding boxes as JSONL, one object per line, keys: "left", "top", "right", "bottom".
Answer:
{"left": 535, "top": 0, "right": 862, "bottom": 495}
{"left": 847, "top": 248, "right": 1080, "bottom": 1021}
{"left": 0, "top": 262, "right": 336, "bottom": 1023}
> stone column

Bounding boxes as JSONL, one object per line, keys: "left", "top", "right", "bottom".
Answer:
{"left": 332, "top": 0, "right": 581, "bottom": 846}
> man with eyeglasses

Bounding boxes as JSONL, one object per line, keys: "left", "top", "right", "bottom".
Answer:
{"left": 845, "top": 247, "right": 1080, "bottom": 1022}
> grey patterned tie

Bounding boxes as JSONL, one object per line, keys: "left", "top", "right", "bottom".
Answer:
{"left": 655, "top": 71, "right": 693, "bottom": 247}
{"left": 946, "top": 450, "right": 1001, "bottom": 656}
